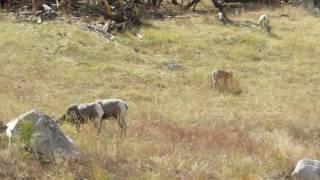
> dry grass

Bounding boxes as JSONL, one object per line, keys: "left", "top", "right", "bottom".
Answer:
{"left": 0, "top": 5, "right": 319, "bottom": 179}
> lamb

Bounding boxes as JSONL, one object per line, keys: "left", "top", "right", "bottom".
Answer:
{"left": 290, "top": 159, "right": 320, "bottom": 180}
{"left": 259, "top": 14, "right": 271, "bottom": 32}
{"left": 211, "top": 69, "right": 233, "bottom": 91}
{"left": 57, "top": 102, "right": 104, "bottom": 130}
{"left": 95, "top": 99, "right": 128, "bottom": 135}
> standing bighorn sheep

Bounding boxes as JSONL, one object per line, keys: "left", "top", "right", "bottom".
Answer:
{"left": 96, "top": 99, "right": 128, "bottom": 135}
{"left": 58, "top": 99, "right": 128, "bottom": 135}
{"left": 211, "top": 69, "right": 233, "bottom": 91}
{"left": 259, "top": 14, "right": 271, "bottom": 32}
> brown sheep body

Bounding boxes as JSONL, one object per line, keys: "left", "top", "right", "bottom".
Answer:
{"left": 211, "top": 69, "right": 233, "bottom": 91}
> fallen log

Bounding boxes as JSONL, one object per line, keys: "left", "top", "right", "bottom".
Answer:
{"left": 86, "top": 22, "right": 114, "bottom": 42}
{"left": 16, "top": 3, "right": 58, "bottom": 23}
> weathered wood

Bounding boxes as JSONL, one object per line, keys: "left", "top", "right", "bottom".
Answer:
{"left": 86, "top": 22, "right": 113, "bottom": 41}
{"left": 32, "top": 0, "right": 43, "bottom": 12}
{"left": 102, "top": 0, "right": 111, "bottom": 18}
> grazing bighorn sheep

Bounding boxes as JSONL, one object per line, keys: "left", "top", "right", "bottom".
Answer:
{"left": 290, "top": 159, "right": 320, "bottom": 180}
{"left": 259, "top": 14, "right": 271, "bottom": 32}
{"left": 211, "top": 69, "right": 233, "bottom": 91}
{"left": 57, "top": 102, "right": 104, "bottom": 130}
{"left": 95, "top": 99, "right": 128, "bottom": 135}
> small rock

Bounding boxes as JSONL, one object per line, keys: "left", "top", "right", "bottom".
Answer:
{"left": 37, "top": 16, "right": 42, "bottom": 24}
{"left": 166, "top": 63, "right": 182, "bottom": 70}
{"left": 57, "top": 32, "right": 67, "bottom": 37}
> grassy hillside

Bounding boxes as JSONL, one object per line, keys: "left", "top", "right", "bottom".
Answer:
{"left": 0, "top": 6, "right": 319, "bottom": 179}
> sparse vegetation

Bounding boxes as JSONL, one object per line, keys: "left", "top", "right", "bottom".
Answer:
{"left": 15, "top": 122, "right": 33, "bottom": 147}
{"left": 0, "top": 5, "right": 319, "bottom": 179}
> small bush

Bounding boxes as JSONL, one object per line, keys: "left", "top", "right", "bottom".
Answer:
{"left": 16, "top": 122, "right": 33, "bottom": 147}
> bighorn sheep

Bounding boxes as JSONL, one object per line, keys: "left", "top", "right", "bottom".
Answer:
{"left": 211, "top": 69, "right": 233, "bottom": 91}
{"left": 57, "top": 102, "right": 104, "bottom": 130}
{"left": 290, "top": 159, "right": 320, "bottom": 180}
{"left": 95, "top": 99, "right": 128, "bottom": 135}
{"left": 259, "top": 14, "right": 271, "bottom": 32}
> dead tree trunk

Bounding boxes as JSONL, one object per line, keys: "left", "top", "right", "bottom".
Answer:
{"left": 0, "top": 0, "right": 8, "bottom": 9}
{"left": 61, "top": 0, "right": 72, "bottom": 14}
{"left": 32, "top": 0, "right": 43, "bottom": 12}
{"left": 19, "top": 0, "right": 28, "bottom": 8}
{"left": 86, "top": 0, "right": 90, "bottom": 14}
{"left": 185, "top": 0, "right": 200, "bottom": 10}
{"left": 102, "top": 0, "right": 111, "bottom": 18}
{"left": 117, "top": 0, "right": 124, "bottom": 7}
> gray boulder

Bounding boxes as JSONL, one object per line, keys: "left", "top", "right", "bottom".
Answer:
{"left": 164, "top": 63, "right": 183, "bottom": 71}
{"left": 6, "top": 109, "right": 79, "bottom": 162}
{"left": 291, "top": 159, "right": 320, "bottom": 180}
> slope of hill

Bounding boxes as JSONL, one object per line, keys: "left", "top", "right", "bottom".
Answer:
{"left": 0, "top": 6, "right": 319, "bottom": 179}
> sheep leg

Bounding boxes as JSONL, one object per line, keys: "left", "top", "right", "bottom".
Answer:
{"left": 75, "top": 116, "right": 83, "bottom": 132}
{"left": 76, "top": 121, "right": 81, "bottom": 132}
{"left": 215, "top": 80, "right": 221, "bottom": 91}
{"left": 214, "top": 80, "right": 217, "bottom": 90}
{"left": 117, "top": 113, "right": 126, "bottom": 136}
{"left": 97, "top": 119, "right": 103, "bottom": 134}
{"left": 117, "top": 116, "right": 124, "bottom": 133}
{"left": 213, "top": 80, "right": 218, "bottom": 89}
{"left": 8, "top": 137, "right": 11, "bottom": 151}
{"left": 211, "top": 73, "right": 215, "bottom": 89}
{"left": 120, "top": 115, "right": 127, "bottom": 136}
{"left": 192, "top": 2, "right": 198, "bottom": 11}
{"left": 94, "top": 119, "right": 99, "bottom": 129}
{"left": 224, "top": 79, "right": 227, "bottom": 91}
